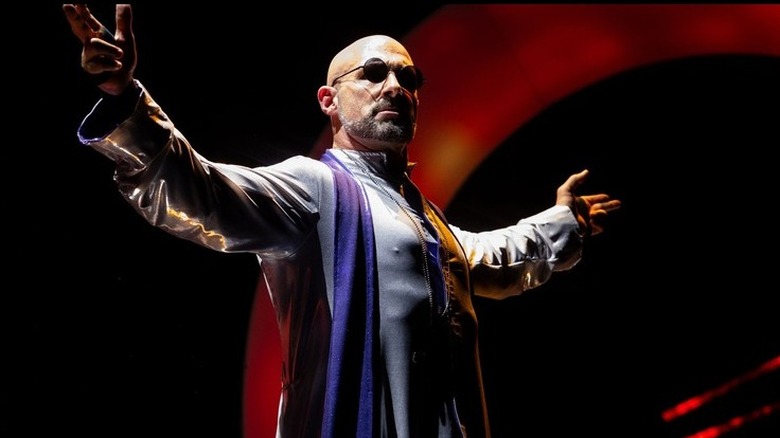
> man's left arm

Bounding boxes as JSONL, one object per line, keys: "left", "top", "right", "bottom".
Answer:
{"left": 451, "top": 204, "right": 583, "bottom": 300}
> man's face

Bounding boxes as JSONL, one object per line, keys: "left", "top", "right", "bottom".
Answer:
{"left": 333, "top": 51, "right": 420, "bottom": 148}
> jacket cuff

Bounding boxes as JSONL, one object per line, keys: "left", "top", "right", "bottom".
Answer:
{"left": 77, "top": 80, "right": 173, "bottom": 171}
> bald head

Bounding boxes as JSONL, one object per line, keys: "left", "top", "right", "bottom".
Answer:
{"left": 319, "top": 34, "right": 420, "bottom": 155}
{"left": 327, "top": 35, "right": 413, "bottom": 86}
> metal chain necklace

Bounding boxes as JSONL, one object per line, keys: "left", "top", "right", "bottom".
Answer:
{"left": 342, "top": 150, "right": 438, "bottom": 325}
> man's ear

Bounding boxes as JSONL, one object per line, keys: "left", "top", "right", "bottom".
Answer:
{"left": 318, "top": 86, "right": 338, "bottom": 115}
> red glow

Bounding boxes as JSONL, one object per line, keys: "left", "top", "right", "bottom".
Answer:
{"left": 403, "top": 4, "right": 780, "bottom": 207}
{"left": 662, "top": 355, "right": 780, "bottom": 422}
{"left": 684, "top": 401, "right": 780, "bottom": 438}
{"left": 242, "top": 279, "right": 282, "bottom": 438}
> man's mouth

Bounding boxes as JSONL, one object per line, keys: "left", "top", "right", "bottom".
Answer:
{"left": 375, "top": 108, "right": 401, "bottom": 120}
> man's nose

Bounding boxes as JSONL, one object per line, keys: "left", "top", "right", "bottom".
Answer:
{"left": 381, "top": 71, "right": 405, "bottom": 96}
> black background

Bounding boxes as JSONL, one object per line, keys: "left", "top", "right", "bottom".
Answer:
{"left": 8, "top": 4, "right": 779, "bottom": 437}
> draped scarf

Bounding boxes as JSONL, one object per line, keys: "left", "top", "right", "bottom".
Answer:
{"left": 320, "top": 150, "right": 379, "bottom": 437}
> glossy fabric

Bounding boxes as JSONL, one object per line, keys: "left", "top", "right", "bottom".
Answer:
{"left": 77, "top": 81, "right": 584, "bottom": 437}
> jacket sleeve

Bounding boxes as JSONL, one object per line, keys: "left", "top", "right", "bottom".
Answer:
{"left": 76, "top": 80, "right": 326, "bottom": 258}
{"left": 450, "top": 205, "right": 583, "bottom": 300}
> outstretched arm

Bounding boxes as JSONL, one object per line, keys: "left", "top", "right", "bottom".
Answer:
{"left": 62, "top": 5, "right": 329, "bottom": 257}
{"left": 456, "top": 169, "right": 621, "bottom": 299}
{"left": 63, "top": 4, "right": 136, "bottom": 96}
{"left": 555, "top": 169, "right": 621, "bottom": 236}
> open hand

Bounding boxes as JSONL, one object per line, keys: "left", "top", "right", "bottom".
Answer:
{"left": 556, "top": 169, "right": 621, "bottom": 236}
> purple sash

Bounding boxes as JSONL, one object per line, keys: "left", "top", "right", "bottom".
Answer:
{"left": 320, "top": 150, "right": 379, "bottom": 437}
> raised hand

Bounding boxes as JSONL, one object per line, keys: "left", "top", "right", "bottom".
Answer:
{"left": 63, "top": 4, "right": 136, "bottom": 95}
{"left": 556, "top": 169, "right": 621, "bottom": 236}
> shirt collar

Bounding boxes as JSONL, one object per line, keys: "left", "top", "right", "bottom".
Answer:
{"left": 330, "top": 148, "right": 412, "bottom": 184}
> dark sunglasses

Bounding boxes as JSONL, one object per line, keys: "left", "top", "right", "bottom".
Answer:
{"left": 330, "top": 57, "right": 425, "bottom": 92}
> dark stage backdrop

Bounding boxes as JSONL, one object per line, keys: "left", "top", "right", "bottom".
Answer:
{"left": 10, "top": 4, "right": 779, "bottom": 438}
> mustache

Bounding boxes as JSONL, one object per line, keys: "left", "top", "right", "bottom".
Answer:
{"left": 371, "top": 96, "right": 412, "bottom": 116}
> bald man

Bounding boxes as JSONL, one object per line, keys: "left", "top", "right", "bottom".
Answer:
{"left": 63, "top": 4, "right": 620, "bottom": 437}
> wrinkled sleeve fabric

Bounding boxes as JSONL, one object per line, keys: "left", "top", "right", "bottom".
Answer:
{"left": 450, "top": 205, "right": 583, "bottom": 300}
{"left": 76, "top": 80, "right": 325, "bottom": 258}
